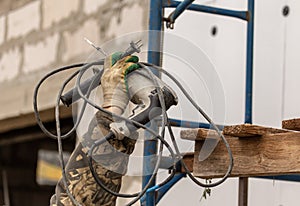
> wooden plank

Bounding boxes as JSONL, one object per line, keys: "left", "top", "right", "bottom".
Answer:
{"left": 180, "top": 128, "right": 219, "bottom": 141}
{"left": 282, "top": 118, "right": 300, "bottom": 131}
{"left": 193, "top": 132, "right": 300, "bottom": 178}
{"left": 223, "top": 124, "right": 290, "bottom": 137}
{"left": 179, "top": 153, "right": 194, "bottom": 173}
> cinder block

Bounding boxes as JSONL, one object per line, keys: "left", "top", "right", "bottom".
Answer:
{"left": 0, "top": 48, "right": 21, "bottom": 82}
{"left": 43, "top": 0, "right": 79, "bottom": 28}
{"left": 107, "top": 4, "right": 144, "bottom": 37}
{"left": 23, "top": 33, "right": 59, "bottom": 73}
{"left": 7, "top": 1, "right": 40, "bottom": 39}
{"left": 0, "top": 15, "right": 5, "bottom": 45}
{"left": 62, "top": 19, "right": 100, "bottom": 62}
{"left": 83, "top": 0, "right": 107, "bottom": 15}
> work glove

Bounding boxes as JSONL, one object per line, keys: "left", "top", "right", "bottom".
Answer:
{"left": 101, "top": 52, "right": 140, "bottom": 112}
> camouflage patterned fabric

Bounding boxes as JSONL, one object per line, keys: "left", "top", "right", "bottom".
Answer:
{"left": 50, "top": 110, "right": 137, "bottom": 206}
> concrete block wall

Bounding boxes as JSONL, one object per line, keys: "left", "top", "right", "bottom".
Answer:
{"left": 0, "top": 0, "right": 149, "bottom": 120}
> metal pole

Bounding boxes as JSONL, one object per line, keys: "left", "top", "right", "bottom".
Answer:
{"left": 142, "top": 0, "right": 163, "bottom": 205}
{"left": 165, "top": 0, "right": 248, "bottom": 21}
{"left": 238, "top": 177, "right": 248, "bottom": 206}
{"left": 245, "top": 0, "right": 254, "bottom": 124}
{"left": 168, "top": 118, "right": 224, "bottom": 130}
{"left": 168, "top": 0, "right": 195, "bottom": 23}
{"left": 240, "top": 0, "right": 254, "bottom": 206}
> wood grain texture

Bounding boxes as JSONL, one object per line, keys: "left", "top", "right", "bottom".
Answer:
{"left": 193, "top": 132, "right": 300, "bottom": 178}
{"left": 282, "top": 118, "right": 300, "bottom": 131}
{"left": 223, "top": 124, "right": 290, "bottom": 137}
{"left": 182, "top": 153, "right": 194, "bottom": 172}
{"left": 180, "top": 128, "right": 219, "bottom": 141}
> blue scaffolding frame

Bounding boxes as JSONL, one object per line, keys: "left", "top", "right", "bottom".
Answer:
{"left": 142, "top": 0, "right": 254, "bottom": 205}
{"left": 141, "top": 0, "right": 300, "bottom": 205}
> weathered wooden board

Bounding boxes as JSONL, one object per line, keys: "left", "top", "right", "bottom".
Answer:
{"left": 180, "top": 153, "right": 194, "bottom": 173}
{"left": 181, "top": 128, "right": 219, "bottom": 141}
{"left": 223, "top": 124, "right": 290, "bottom": 137}
{"left": 193, "top": 132, "right": 300, "bottom": 178}
{"left": 282, "top": 118, "right": 300, "bottom": 131}
{"left": 181, "top": 124, "right": 290, "bottom": 141}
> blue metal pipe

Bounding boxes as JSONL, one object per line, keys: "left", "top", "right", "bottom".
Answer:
{"left": 168, "top": 118, "right": 224, "bottom": 130}
{"left": 147, "top": 0, "right": 163, "bottom": 77}
{"left": 155, "top": 174, "right": 186, "bottom": 204}
{"left": 142, "top": 0, "right": 163, "bottom": 205}
{"left": 244, "top": 0, "right": 254, "bottom": 124}
{"left": 164, "top": 0, "right": 248, "bottom": 21}
{"left": 140, "top": 174, "right": 185, "bottom": 204}
{"left": 239, "top": 1, "right": 255, "bottom": 206}
{"left": 146, "top": 185, "right": 160, "bottom": 204}
{"left": 258, "top": 175, "right": 300, "bottom": 182}
{"left": 168, "top": 0, "right": 195, "bottom": 23}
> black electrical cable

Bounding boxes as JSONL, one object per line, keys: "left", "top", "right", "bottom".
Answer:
{"left": 125, "top": 68, "right": 177, "bottom": 206}
{"left": 34, "top": 57, "right": 233, "bottom": 205}
{"left": 33, "top": 63, "right": 84, "bottom": 139}
{"left": 54, "top": 62, "right": 106, "bottom": 206}
{"left": 33, "top": 61, "right": 104, "bottom": 140}
{"left": 87, "top": 131, "right": 177, "bottom": 201}
{"left": 55, "top": 71, "right": 83, "bottom": 206}
{"left": 54, "top": 62, "right": 108, "bottom": 206}
{"left": 33, "top": 61, "right": 178, "bottom": 205}
{"left": 142, "top": 62, "right": 234, "bottom": 186}
{"left": 34, "top": 61, "right": 105, "bottom": 206}
{"left": 75, "top": 61, "right": 178, "bottom": 201}
{"left": 139, "top": 62, "right": 234, "bottom": 188}
{"left": 33, "top": 64, "right": 85, "bottom": 206}
{"left": 75, "top": 60, "right": 173, "bottom": 133}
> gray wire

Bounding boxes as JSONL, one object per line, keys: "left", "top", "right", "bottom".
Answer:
{"left": 33, "top": 62, "right": 103, "bottom": 140}
{"left": 38, "top": 62, "right": 104, "bottom": 206}
{"left": 140, "top": 62, "right": 233, "bottom": 187}
{"left": 35, "top": 58, "right": 233, "bottom": 205}
{"left": 125, "top": 67, "right": 175, "bottom": 206}
{"left": 33, "top": 63, "right": 84, "bottom": 139}
{"left": 75, "top": 62, "right": 178, "bottom": 202}
{"left": 55, "top": 72, "right": 83, "bottom": 206}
